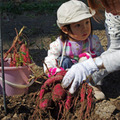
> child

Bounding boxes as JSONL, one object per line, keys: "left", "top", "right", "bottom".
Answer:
{"left": 44, "top": 0, "right": 106, "bottom": 100}
{"left": 43, "top": 0, "right": 104, "bottom": 77}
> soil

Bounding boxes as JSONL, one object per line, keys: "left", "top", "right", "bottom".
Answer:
{"left": 0, "top": 9, "right": 120, "bottom": 120}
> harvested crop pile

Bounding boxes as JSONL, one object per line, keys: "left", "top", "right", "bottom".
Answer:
{"left": 32, "top": 70, "right": 95, "bottom": 120}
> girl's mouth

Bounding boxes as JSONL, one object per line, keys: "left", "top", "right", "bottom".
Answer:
{"left": 82, "top": 33, "right": 87, "bottom": 36}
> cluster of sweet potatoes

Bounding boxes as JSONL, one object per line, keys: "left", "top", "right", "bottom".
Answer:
{"left": 4, "top": 26, "right": 31, "bottom": 67}
{"left": 38, "top": 70, "right": 94, "bottom": 120}
{"left": 39, "top": 70, "right": 72, "bottom": 110}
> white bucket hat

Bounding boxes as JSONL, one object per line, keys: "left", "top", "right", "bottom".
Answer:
{"left": 57, "top": 0, "right": 95, "bottom": 28}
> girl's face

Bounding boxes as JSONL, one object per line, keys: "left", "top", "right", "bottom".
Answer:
{"left": 63, "top": 18, "right": 91, "bottom": 41}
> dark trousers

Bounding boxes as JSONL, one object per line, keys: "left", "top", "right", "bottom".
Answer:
{"left": 58, "top": 56, "right": 74, "bottom": 70}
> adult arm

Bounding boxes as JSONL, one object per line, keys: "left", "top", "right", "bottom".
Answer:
{"left": 100, "top": 11, "right": 120, "bottom": 73}
{"left": 90, "top": 35, "right": 108, "bottom": 85}
{"left": 101, "top": 50, "right": 120, "bottom": 73}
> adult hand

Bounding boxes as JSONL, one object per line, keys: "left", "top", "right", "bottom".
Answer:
{"left": 61, "top": 58, "right": 99, "bottom": 94}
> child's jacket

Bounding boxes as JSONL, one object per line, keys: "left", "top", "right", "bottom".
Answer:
{"left": 44, "top": 35, "right": 104, "bottom": 72}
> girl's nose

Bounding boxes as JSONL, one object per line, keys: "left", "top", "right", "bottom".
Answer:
{"left": 81, "top": 24, "right": 86, "bottom": 30}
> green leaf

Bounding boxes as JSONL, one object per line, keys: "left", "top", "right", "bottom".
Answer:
{"left": 21, "top": 52, "right": 26, "bottom": 55}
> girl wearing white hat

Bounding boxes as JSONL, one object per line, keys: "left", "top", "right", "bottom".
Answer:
{"left": 43, "top": 0, "right": 106, "bottom": 99}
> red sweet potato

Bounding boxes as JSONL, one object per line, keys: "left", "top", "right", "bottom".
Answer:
{"left": 65, "top": 93, "right": 72, "bottom": 110}
{"left": 39, "top": 99, "right": 52, "bottom": 110}
{"left": 39, "top": 92, "right": 52, "bottom": 110}
{"left": 20, "top": 43, "right": 31, "bottom": 65}
{"left": 42, "top": 70, "right": 67, "bottom": 88}
{"left": 39, "top": 88, "right": 45, "bottom": 100}
{"left": 39, "top": 71, "right": 67, "bottom": 110}
{"left": 52, "top": 84, "right": 66, "bottom": 102}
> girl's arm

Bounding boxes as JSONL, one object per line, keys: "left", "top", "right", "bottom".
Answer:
{"left": 43, "top": 38, "right": 62, "bottom": 74}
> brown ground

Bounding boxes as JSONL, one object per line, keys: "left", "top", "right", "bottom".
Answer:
{"left": 0, "top": 10, "right": 120, "bottom": 120}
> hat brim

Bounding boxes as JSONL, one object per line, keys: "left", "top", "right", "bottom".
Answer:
{"left": 57, "top": 8, "right": 95, "bottom": 28}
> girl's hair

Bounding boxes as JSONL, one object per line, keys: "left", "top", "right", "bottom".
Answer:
{"left": 59, "top": 19, "right": 93, "bottom": 42}
{"left": 59, "top": 24, "right": 72, "bottom": 42}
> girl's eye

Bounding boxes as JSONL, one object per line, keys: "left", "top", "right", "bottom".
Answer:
{"left": 86, "top": 20, "right": 90, "bottom": 24}
{"left": 75, "top": 24, "right": 80, "bottom": 27}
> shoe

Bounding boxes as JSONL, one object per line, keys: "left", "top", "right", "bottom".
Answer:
{"left": 91, "top": 85, "right": 105, "bottom": 100}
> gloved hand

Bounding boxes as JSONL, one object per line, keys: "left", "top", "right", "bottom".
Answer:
{"left": 48, "top": 67, "right": 64, "bottom": 77}
{"left": 61, "top": 58, "right": 99, "bottom": 94}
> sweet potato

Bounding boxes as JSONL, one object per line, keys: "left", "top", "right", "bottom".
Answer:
{"left": 39, "top": 88, "right": 45, "bottom": 100}
{"left": 38, "top": 71, "right": 94, "bottom": 120}
{"left": 20, "top": 43, "right": 31, "bottom": 65}
{"left": 65, "top": 93, "right": 72, "bottom": 110}
{"left": 39, "top": 70, "right": 67, "bottom": 110}
{"left": 52, "top": 84, "right": 66, "bottom": 102}
{"left": 41, "top": 70, "right": 67, "bottom": 88}
{"left": 39, "top": 92, "right": 52, "bottom": 110}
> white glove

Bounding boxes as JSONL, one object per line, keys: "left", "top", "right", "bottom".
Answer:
{"left": 61, "top": 58, "right": 99, "bottom": 94}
